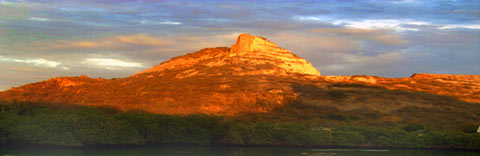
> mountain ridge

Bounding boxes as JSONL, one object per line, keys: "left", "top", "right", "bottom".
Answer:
{"left": 0, "top": 33, "right": 479, "bottom": 116}
{"left": 135, "top": 33, "right": 320, "bottom": 78}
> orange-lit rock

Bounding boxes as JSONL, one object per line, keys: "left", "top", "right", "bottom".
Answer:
{"left": 324, "top": 73, "right": 480, "bottom": 103}
{"left": 136, "top": 33, "right": 321, "bottom": 78}
{"left": 0, "top": 34, "right": 478, "bottom": 116}
{"left": 228, "top": 33, "right": 321, "bottom": 76}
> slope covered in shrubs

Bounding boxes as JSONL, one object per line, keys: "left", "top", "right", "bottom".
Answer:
{"left": 0, "top": 101, "right": 479, "bottom": 150}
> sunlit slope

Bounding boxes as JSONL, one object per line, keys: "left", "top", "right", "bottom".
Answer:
{"left": 0, "top": 34, "right": 478, "bottom": 118}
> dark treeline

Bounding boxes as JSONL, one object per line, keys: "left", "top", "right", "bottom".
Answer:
{"left": 0, "top": 101, "right": 479, "bottom": 150}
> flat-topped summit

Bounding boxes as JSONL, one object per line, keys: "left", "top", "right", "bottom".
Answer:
{"left": 229, "top": 33, "right": 278, "bottom": 56}
{"left": 136, "top": 33, "right": 320, "bottom": 77}
{"left": 2, "top": 33, "right": 478, "bottom": 115}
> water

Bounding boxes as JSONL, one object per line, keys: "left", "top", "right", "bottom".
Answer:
{"left": 2, "top": 146, "right": 479, "bottom": 156}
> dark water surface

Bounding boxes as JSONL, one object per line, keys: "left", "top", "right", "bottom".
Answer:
{"left": 3, "top": 146, "right": 479, "bottom": 156}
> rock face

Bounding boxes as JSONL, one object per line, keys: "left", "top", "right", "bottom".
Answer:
{"left": 0, "top": 33, "right": 478, "bottom": 115}
{"left": 136, "top": 33, "right": 320, "bottom": 77}
{"left": 0, "top": 34, "right": 321, "bottom": 115}
{"left": 228, "top": 34, "right": 320, "bottom": 76}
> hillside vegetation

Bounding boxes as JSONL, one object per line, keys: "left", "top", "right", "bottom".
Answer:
{"left": 0, "top": 33, "right": 479, "bottom": 150}
{"left": 234, "top": 83, "right": 480, "bottom": 132}
{"left": 0, "top": 101, "right": 479, "bottom": 150}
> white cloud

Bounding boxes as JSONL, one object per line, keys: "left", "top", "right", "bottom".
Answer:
{"left": 324, "top": 64, "right": 346, "bottom": 70}
{"left": 438, "top": 24, "right": 480, "bottom": 30}
{"left": 140, "top": 20, "right": 182, "bottom": 25}
{"left": 293, "top": 16, "right": 326, "bottom": 22}
{"left": 295, "top": 16, "right": 480, "bottom": 31}
{"left": 0, "top": 56, "right": 72, "bottom": 70}
{"left": 293, "top": 16, "right": 431, "bottom": 32}
{"left": 337, "top": 52, "right": 404, "bottom": 66}
{"left": 340, "top": 20, "right": 430, "bottom": 32}
{"left": 84, "top": 58, "right": 144, "bottom": 70}
{"left": 157, "top": 21, "right": 182, "bottom": 25}
{"left": 27, "top": 58, "right": 60, "bottom": 67}
{"left": 0, "top": 56, "right": 60, "bottom": 67}
{"left": 391, "top": 0, "right": 421, "bottom": 4}
{"left": 28, "top": 17, "right": 52, "bottom": 21}
{"left": 61, "top": 66, "right": 70, "bottom": 70}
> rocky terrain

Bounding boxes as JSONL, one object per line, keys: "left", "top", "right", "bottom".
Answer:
{"left": 0, "top": 34, "right": 321, "bottom": 115}
{"left": 324, "top": 73, "right": 480, "bottom": 103}
{"left": 136, "top": 33, "right": 320, "bottom": 77}
{"left": 0, "top": 34, "right": 479, "bottom": 120}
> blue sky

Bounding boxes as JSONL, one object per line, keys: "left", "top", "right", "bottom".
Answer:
{"left": 0, "top": 0, "right": 479, "bottom": 90}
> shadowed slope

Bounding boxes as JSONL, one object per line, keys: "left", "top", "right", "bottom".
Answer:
{"left": 0, "top": 34, "right": 478, "bottom": 117}
{"left": 0, "top": 34, "right": 321, "bottom": 115}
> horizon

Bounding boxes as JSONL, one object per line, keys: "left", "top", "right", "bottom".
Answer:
{"left": 1, "top": 0, "right": 480, "bottom": 91}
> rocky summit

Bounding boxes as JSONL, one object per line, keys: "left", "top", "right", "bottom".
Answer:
{"left": 0, "top": 34, "right": 479, "bottom": 116}
{"left": 0, "top": 34, "right": 321, "bottom": 115}
{"left": 136, "top": 33, "right": 320, "bottom": 77}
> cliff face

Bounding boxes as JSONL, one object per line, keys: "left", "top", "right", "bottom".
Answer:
{"left": 0, "top": 34, "right": 478, "bottom": 116}
{"left": 228, "top": 34, "right": 320, "bottom": 76}
{"left": 136, "top": 33, "right": 320, "bottom": 78}
{"left": 0, "top": 34, "right": 321, "bottom": 115}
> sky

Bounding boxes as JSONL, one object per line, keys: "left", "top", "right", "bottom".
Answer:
{"left": 0, "top": 0, "right": 479, "bottom": 90}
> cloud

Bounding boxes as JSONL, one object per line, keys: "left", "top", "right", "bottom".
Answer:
{"left": 438, "top": 24, "right": 480, "bottom": 30}
{"left": 83, "top": 58, "right": 144, "bottom": 70}
{"left": 294, "top": 16, "right": 431, "bottom": 32}
{"left": 452, "top": 10, "right": 480, "bottom": 16}
{"left": 270, "top": 32, "right": 358, "bottom": 54}
{"left": 23, "top": 32, "right": 238, "bottom": 70}
{"left": 309, "top": 27, "right": 409, "bottom": 46}
{"left": 264, "top": 29, "right": 408, "bottom": 72}
{"left": 0, "top": 0, "right": 479, "bottom": 90}
{"left": 139, "top": 20, "right": 182, "bottom": 25}
{"left": 28, "top": 17, "right": 52, "bottom": 21}
{"left": 340, "top": 20, "right": 429, "bottom": 32}
{"left": 0, "top": 1, "right": 32, "bottom": 19}
{"left": 260, "top": 30, "right": 412, "bottom": 77}
{"left": 0, "top": 62, "right": 78, "bottom": 91}
{"left": 319, "top": 51, "right": 406, "bottom": 76}
{"left": 390, "top": 0, "right": 421, "bottom": 4}
{"left": 53, "top": 34, "right": 172, "bottom": 50}
{"left": 0, "top": 56, "right": 61, "bottom": 68}
{"left": 10, "top": 66, "right": 39, "bottom": 72}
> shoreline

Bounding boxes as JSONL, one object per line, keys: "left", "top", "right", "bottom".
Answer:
{"left": 3, "top": 142, "right": 480, "bottom": 152}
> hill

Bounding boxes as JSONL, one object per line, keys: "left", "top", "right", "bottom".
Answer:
{"left": 0, "top": 33, "right": 479, "bottom": 131}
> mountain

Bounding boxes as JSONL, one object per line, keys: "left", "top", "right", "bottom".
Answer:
{"left": 0, "top": 34, "right": 479, "bottom": 122}
{"left": 136, "top": 33, "right": 320, "bottom": 77}
{"left": 0, "top": 34, "right": 321, "bottom": 115}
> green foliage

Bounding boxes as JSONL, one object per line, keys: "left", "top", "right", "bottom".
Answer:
{"left": 11, "top": 112, "right": 82, "bottom": 146}
{"left": 71, "top": 109, "right": 144, "bottom": 145}
{"left": 459, "top": 124, "right": 479, "bottom": 133}
{"left": 212, "top": 120, "right": 245, "bottom": 145}
{"left": 331, "top": 127, "right": 366, "bottom": 146}
{"left": 403, "top": 123, "right": 424, "bottom": 132}
{"left": 0, "top": 101, "right": 479, "bottom": 150}
{"left": 240, "top": 123, "right": 325, "bottom": 146}
{"left": 0, "top": 112, "right": 13, "bottom": 148}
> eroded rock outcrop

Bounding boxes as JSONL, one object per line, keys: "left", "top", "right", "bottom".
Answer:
{"left": 0, "top": 33, "right": 478, "bottom": 116}
{"left": 228, "top": 33, "right": 320, "bottom": 76}
{"left": 136, "top": 33, "right": 320, "bottom": 78}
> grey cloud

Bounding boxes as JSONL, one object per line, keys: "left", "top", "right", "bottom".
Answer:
{"left": 1, "top": 0, "right": 479, "bottom": 90}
